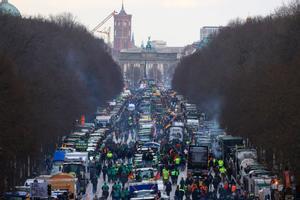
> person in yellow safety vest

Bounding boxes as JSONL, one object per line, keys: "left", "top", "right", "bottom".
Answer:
{"left": 171, "top": 169, "right": 179, "bottom": 185}
{"left": 175, "top": 156, "right": 181, "bottom": 165}
{"left": 107, "top": 151, "right": 113, "bottom": 159}
{"left": 218, "top": 159, "right": 224, "bottom": 168}
{"left": 219, "top": 166, "right": 227, "bottom": 174}
{"left": 162, "top": 168, "right": 170, "bottom": 183}
{"left": 213, "top": 158, "right": 218, "bottom": 167}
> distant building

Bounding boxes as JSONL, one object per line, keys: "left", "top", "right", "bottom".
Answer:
{"left": 182, "top": 41, "right": 201, "bottom": 56}
{"left": 200, "top": 26, "right": 223, "bottom": 41}
{"left": 113, "top": 2, "right": 134, "bottom": 54}
{"left": 151, "top": 40, "right": 167, "bottom": 48}
{"left": 118, "top": 40, "right": 183, "bottom": 86}
{"left": 0, "top": 0, "right": 21, "bottom": 17}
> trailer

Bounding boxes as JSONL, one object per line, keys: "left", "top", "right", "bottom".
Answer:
{"left": 187, "top": 145, "right": 209, "bottom": 176}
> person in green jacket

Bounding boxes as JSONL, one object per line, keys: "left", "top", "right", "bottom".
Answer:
{"left": 102, "top": 182, "right": 109, "bottom": 199}
{"left": 120, "top": 188, "right": 126, "bottom": 200}
{"left": 111, "top": 166, "right": 117, "bottom": 182}
{"left": 123, "top": 187, "right": 130, "bottom": 200}
{"left": 112, "top": 188, "right": 121, "bottom": 200}
{"left": 116, "top": 181, "right": 122, "bottom": 191}
{"left": 107, "top": 167, "right": 113, "bottom": 183}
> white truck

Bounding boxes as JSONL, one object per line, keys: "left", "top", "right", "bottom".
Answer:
{"left": 169, "top": 126, "right": 184, "bottom": 142}
{"left": 234, "top": 148, "right": 257, "bottom": 177}
{"left": 243, "top": 170, "right": 273, "bottom": 199}
{"left": 62, "top": 152, "right": 90, "bottom": 194}
{"left": 95, "top": 115, "right": 111, "bottom": 128}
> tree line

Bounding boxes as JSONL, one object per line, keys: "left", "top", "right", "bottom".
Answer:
{"left": 0, "top": 14, "right": 123, "bottom": 192}
{"left": 173, "top": 1, "right": 300, "bottom": 182}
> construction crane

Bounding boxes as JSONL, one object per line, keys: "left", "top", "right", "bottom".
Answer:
{"left": 91, "top": 11, "right": 117, "bottom": 34}
{"left": 97, "top": 27, "right": 111, "bottom": 44}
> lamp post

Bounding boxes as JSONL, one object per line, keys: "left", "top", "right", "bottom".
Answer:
{"left": 143, "top": 56, "right": 147, "bottom": 79}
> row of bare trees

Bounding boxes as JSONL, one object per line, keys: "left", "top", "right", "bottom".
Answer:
{"left": 0, "top": 14, "right": 123, "bottom": 193}
{"left": 173, "top": 2, "right": 300, "bottom": 182}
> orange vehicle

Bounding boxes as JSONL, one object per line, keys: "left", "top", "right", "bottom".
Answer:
{"left": 48, "top": 173, "right": 78, "bottom": 200}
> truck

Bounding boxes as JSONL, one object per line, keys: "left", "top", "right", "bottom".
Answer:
{"left": 62, "top": 152, "right": 89, "bottom": 194}
{"left": 233, "top": 148, "right": 257, "bottom": 177}
{"left": 186, "top": 118, "right": 200, "bottom": 130}
{"left": 48, "top": 173, "right": 79, "bottom": 200}
{"left": 169, "top": 126, "right": 183, "bottom": 142}
{"left": 51, "top": 150, "right": 66, "bottom": 175}
{"left": 218, "top": 135, "right": 244, "bottom": 160}
{"left": 242, "top": 170, "right": 273, "bottom": 199}
{"left": 187, "top": 145, "right": 209, "bottom": 176}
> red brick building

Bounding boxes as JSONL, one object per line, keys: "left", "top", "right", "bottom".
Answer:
{"left": 113, "top": 3, "right": 133, "bottom": 53}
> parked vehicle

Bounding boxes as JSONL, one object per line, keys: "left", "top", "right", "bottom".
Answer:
{"left": 48, "top": 173, "right": 79, "bottom": 199}
{"left": 62, "top": 152, "right": 89, "bottom": 194}
{"left": 95, "top": 115, "right": 111, "bottom": 128}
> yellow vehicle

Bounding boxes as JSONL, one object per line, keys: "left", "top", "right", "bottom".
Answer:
{"left": 153, "top": 90, "right": 161, "bottom": 97}
{"left": 48, "top": 173, "right": 78, "bottom": 200}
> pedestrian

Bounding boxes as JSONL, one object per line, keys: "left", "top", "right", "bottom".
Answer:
{"left": 120, "top": 170, "right": 128, "bottom": 188}
{"left": 179, "top": 177, "right": 185, "bottom": 188}
{"left": 162, "top": 167, "right": 170, "bottom": 184}
{"left": 102, "top": 182, "right": 109, "bottom": 199}
{"left": 192, "top": 186, "right": 200, "bottom": 200}
{"left": 171, "top": 168, "right": 177, "bottom": 185}
{"left": 175, "top": 185, "right": 180, "bottom": 200}
{"left": 111, "top": 166, "right": 117, "bottom": 182}
{"left": 185, "top": 184, "right": 192, "bottom": 200}
{"left": 208, "top": 183, "right": 215, "bottom": 199}
{"left": 165, "top": 180, "right": 172, "bottom": 196}
{"left": 179, "top": 185, "right": 185, "bottom": 200}
{"left": 180, "top": 156, "right": 186, "bottom": 171}
{"left": 120, "top": 188, "right": 126, "bottom": 200}
{"left": 102, "top": 164, "right": 107, "bottom": 182}
{"left": 155, "top": 190, "right": 161, "bottom": 200}
{"left": 107, "top": 151, "right": 113, "bottom": 162}
{"left": 107, "top": 165, "right": 112, "bottom": 183}
{"left": 111, "top": 188, "right": 121, "bottom": 200}
{"left": 96, "top": 161, "right": 102, "bottom": 177}
{"left": 91, "top": 175, "right": 98, "bottom": 194}
{"left": 186, "top": 174, "right": 194, "bottom": 185}
{"left": 123, "top": 187, "right": 130, "bottom": 200}
{"left": 174, "top": 155, "right": 181, "bottom": 169}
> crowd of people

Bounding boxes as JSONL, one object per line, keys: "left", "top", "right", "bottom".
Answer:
{"left": 87, "top": 89, "right": 261, "bottom": 200}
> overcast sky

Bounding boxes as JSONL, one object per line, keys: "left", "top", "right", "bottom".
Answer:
{"left": 10, "top": 0, "right": 291, "bottom": 46}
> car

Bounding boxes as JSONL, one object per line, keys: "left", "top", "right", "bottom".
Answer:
{"left": 134, "top": 168, "right": 156, "bottom": 181}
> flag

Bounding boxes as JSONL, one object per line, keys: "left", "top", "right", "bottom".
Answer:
{"left": 128, "top": 172, "right": 134, "bottom": 180}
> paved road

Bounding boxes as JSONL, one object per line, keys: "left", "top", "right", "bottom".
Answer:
{"left": 83, "top": 129, "right": 137, "bottom": 200}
